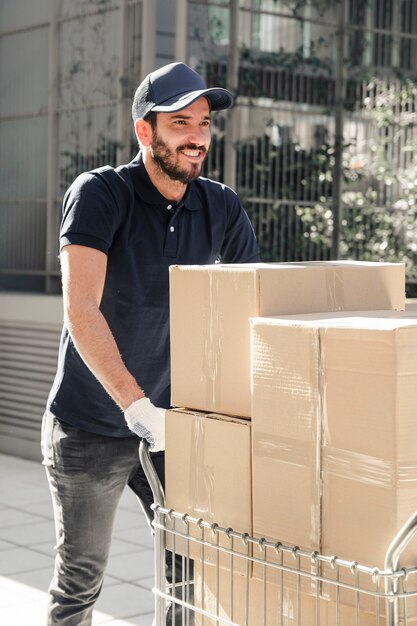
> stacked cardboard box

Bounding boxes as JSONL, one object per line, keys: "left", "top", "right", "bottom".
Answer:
{"left": 166, "top": 261, "right": 412, "bottom": 624}
{"left": 194, "top": 560, "right": 328, "bottom": 626}
{"left": 251, "top": 310, "right": 417, "bottom": 620}
{"left": 169, "top": 261, "right": 404, "bottom": 418}
{"left": 165, "top": 408, "right": 252, "bottom": 573}
{"left": 251, "top": 311, "right": 417, "bottom": 560}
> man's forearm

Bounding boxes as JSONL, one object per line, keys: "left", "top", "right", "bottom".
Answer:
{"left": 66, "top": 303, "right": 165, "bottom": 450}
{"left": 65, "top": 304, "right": 144, "bottom": 410}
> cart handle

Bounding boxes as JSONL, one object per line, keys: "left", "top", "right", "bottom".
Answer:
{"left": 139, "top": 440, "right": 165, "bottom": 509}
{"left": 385, "top": 509, "right": 417, "bottom": 573}
{"left": 139, "top": 441, "right": 167, "bottom": 626}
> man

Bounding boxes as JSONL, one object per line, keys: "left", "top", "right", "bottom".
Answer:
{"left": 42, "top": 62, "right": 260, "bottom": 625}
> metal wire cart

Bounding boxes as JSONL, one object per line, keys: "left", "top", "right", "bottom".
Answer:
{"left": 140, "top": 441, "right": 417, "bottom": 626}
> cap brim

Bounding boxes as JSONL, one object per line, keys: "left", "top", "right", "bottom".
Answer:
{"left": 152, "top": 87, "right": 234, "bottom": 113}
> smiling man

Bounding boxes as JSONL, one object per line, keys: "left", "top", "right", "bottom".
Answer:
{"left": 41, "top": 62, "right": 260, "bottom": 625}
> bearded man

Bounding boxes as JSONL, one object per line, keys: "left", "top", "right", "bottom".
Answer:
{"left": 42, "top": 62, "right": 260, "bottom": 625}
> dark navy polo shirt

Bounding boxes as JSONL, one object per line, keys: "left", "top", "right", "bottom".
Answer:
{"left": 47, "top": 152, "right": 260, "bottom": 437}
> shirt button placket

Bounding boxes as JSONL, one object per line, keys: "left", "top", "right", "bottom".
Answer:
{"left": 163, "top": 213, "right": 179, "bottom": 257}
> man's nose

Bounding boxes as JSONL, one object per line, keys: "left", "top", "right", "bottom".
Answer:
{"left": 187, "top": 125, "right": 210, "bottom": 146}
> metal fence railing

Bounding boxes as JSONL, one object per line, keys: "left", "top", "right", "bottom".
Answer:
{"left": 197, "top": 0, "right": 417, "bottom": 282}
{"left": 0, "top": 0, "right": 152, "bottom": 294}
{"left": 1, "top": 0, "right": 417, "bottom": 292}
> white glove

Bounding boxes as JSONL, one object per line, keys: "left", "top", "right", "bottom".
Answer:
{"left": 124, "top": 397, "right": 165, "bottom": 452}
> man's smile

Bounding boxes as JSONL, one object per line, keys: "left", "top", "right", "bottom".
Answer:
{"left": 182, "top": 149, "right": 201, "bottom": 157}
{"left": 177, "top": 144, "right": 207, "bottom": 162}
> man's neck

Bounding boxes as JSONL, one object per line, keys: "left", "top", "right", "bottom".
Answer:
{"left": 142, "top": 152, "right": 187, "bottom": 202}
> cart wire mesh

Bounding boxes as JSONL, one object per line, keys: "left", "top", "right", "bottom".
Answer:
{"left": 139, "top": 443, "right": 417, "bottom": 626}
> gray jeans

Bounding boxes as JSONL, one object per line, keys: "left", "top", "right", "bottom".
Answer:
{"left": 41, "top": 410, "right": 165, "bottom": 626}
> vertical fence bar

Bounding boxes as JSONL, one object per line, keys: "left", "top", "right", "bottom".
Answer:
{"left": 175, "top": 0, "right": 188, "bottom": 63}
{"left": 331, "top": 0, "right": 347, "bottom": 260}
{"left": 391, "top": 0, "right": 400, "bottom": 68}
{"left": 117, "top": 0, "right": 131, "bottom": 164}
{"left": 141, "top": 0, "right": 156, "bottom": 78}
{"left": 224, "top": 0, "right": 239, "bottom": 190}
{"left": 46, "top": 0, "right": 60, "bottom": 293}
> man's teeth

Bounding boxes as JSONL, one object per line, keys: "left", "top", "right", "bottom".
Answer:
{"left": 183, "top": 150, "right": 199, "bottom": 157}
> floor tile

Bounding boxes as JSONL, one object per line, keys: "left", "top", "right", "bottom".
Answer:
{"left": 7, "top": 566, "right": 53, "bottom": 594}
{"left": 92, "top": 582, "right": 154, "bottom": 623}
{"left": 0, "top": 573, "right": 44, "bottom": 606}
{"left": 119, "top": 488, "right": 143, "bottom": 511}
{"left": 106, "top": 548, "right": 154, "bottom": 582}
{"left": 114, "top": 526, "right": 154, "bottom": 548}
{"left": 0, "top": 538, "right": 16, "bottom": 551}
{"left": 113, "top": 509, "right": 149, "bottom": 532}
{"left": 113, "top": 526, "right": 154, "bottom": 550}
{"left": 25, "top": 540, "right": 55, "bottom": 558}
{"left": 0, "top": 546, "right": 54, "bottom": 576}
{"left": 0, "top": 486, "right": 52, "bottom": 508}
{"left": 15, "top": 500, "right": 55, "bottom": 520}
{"left": 103, "top": 573, "right": 125, "bottom": 588}
{"left": 0, "top": 507, "right": 47, "bottom": 528}
{"left": 132, "top": 576, "right": 154, "bottom": 592}
{"left": 0, "top": 519, "right": 55, "bottom": 546}
{"left": 0, "top": 597, "right": 49, "bottom": 626}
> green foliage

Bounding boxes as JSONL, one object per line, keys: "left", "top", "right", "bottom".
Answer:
{"left": 294, "top": 78, "right": 417, "bottom": 277}
{"left": 240, "top": 40, "right": 334, "bottom": 76}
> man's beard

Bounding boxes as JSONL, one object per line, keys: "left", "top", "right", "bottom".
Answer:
{"left": 150, "top": 133, "right": 207, "bottom": 184}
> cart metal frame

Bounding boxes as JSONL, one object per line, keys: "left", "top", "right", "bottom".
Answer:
{"left": 139, "top": 441, "right": 417, "bottom": 626}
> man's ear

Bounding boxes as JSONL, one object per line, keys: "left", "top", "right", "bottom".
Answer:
{"left": 135, "top": 118, "right": 152, "bottom": 147}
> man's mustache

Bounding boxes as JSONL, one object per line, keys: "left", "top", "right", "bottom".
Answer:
{"left": 176, "top": 144, "right": 207, "bottom": 154}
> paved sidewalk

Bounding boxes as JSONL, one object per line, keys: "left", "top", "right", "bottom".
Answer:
{"left": 0, "top": 453, "right": 156, "bottom": 625}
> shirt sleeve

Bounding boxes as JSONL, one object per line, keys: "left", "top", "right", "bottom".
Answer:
{"left": 220, "top": 187, "right": 261, "bottom": 263}
{"left": 59, "top": 170, "right": 125, "bottom": 254}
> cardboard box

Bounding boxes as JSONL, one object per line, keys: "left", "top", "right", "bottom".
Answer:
{"left": 326, "top": 597, "right": 417, "bottom": 625}
{"left": 251, "top": 320, "right": 321, "bottom": 594}
{"left": 195, "top": 560, "right": 329, "bottom": 626}
{"left": 170, "top": 261, "right": 404, "bottom": 418}
{"left": 251, "top": 310, "right": 417, "bottom": 613}
{"left": 165, "top": 408, "right": 252, "bottom": 572}
{"left": 251, "top": 321, "right": 321, "bottom": 551}
{"left": 195, "top": 559, "right": 416, "bottom": 625}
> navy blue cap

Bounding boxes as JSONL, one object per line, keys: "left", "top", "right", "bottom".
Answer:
{"left": 132, "top": 62, "right": 234, "bottom": 121}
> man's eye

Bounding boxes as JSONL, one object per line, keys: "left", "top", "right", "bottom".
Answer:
{"left": 174, "top": 120, "right": 186, "bottom": 125}
{"left": 202, "top": 121, "right": 211, "bottom": 127}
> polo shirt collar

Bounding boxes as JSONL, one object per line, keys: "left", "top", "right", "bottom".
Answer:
{"left": 130, "top": 151, "right": 202, "bottom": 212}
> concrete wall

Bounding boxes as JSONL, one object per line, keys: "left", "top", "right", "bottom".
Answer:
{"left": 0, "top": 293, "right": 62, "bottom": 461}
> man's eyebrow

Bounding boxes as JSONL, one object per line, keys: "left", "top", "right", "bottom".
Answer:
{"left": 169, "top": 113, "right": 212, "bottom": 120}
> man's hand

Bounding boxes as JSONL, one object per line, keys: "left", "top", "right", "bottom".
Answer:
{"left": 124, "top": 398, "right": 165, "bottom": 452}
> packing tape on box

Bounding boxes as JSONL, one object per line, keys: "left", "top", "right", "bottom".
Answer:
{"left": 323, "top": 447, "right": 394, "bottom": 487}
{"left": 323, "top": 447, "right": 417, "bottom": 486}
{"left": 202, "top": 271, "right": 222, "bottom": 410}
{"left": 325, "top": 267, "right": 346, "bottom": 311}
{"left": 189, "top": 413, "right": 215, "bottom": 519}
{"left": 253, "top": 431, "right": 317, "bottom": 468}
